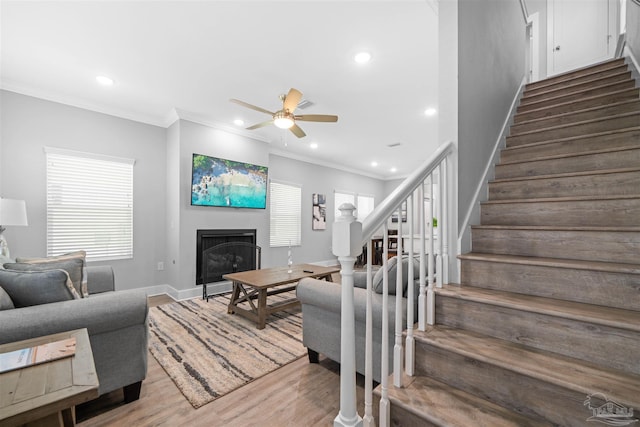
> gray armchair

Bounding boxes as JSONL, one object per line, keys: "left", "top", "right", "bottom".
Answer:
{"left": 297, "top": 255, "right": 419, "bottom": 383}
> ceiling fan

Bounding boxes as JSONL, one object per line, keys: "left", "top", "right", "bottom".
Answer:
{"left": 230, "top": 88, "right": 338, "bottom": 138}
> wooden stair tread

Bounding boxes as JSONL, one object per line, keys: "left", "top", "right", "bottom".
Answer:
{"left": 513, "top": 99, "right": 640, "bottom": 128}
{"left": 481, "top": 194, "right": 640, "bottom": 204}
{"left": 521, "top": 70, "right": 633, "bottom": 102}
{"left": 457, "top": 253, "right": 640, "bottom": 275}
{"left": 414, "top": 325, "right": 640, "bottom": 408}
{"left": 515, "top": 88, "right": 640, "bottom": 120}
{"left": 524, "top": 58, "right": 626, "bottom": 91}
{"left": 471, "top": 224, "right": 640, "bottom": 232}
{"left": 378, "top": 375, "right": 551, "bottom": 427}
{"left": 436, "top": 285, "right": 640, "bottom": 332}
{"left": 501, "top": 127, "right": 640, "bottom": 155}
{"left": 517, "top": 80, "right": 636, "bottom": 110}
{"left": 507, "top": 111, "right": 640, "bottom": 138}
{"left": 491, "top": 166, "right": 640, "bottom": 184}
{"left": 523, "top": 63, "right": 630, "bottom": 94}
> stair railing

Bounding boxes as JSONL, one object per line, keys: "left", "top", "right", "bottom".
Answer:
{"left": 332, "top": 141, "right": 456, "bottom": 427}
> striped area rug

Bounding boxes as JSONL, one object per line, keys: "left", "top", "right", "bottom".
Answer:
{"left": 148, "top": 291, "right": 304, "bottom": 408}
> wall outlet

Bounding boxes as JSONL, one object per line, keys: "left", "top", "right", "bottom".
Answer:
{"left": 157, "top": 261, "right": 164, "bottom": 271}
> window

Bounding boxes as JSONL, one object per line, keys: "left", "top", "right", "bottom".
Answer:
{"left": 45, "top": 147, "right": 134, "bottom": 261}
{"left": 269, "top": 181, "right": 302, "bottom": 247}
{"left": 335, "top": 191, "right": 375, "bottom": 222}
{"left": 357, "top": 194, "right": 375, "bottom": 222}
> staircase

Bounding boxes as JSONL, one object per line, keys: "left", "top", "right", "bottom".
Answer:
{"left": 379, "top": 58, "right": 640, "bottom": 426}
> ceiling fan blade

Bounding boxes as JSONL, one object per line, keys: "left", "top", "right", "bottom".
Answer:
{"left": 289, "top": 124, "right": 306, "bottom": 138}
{"left": 230, "top": 99, "right": 274, "bottom": 115}
{"left": 246, "top": 120, "right": 274, "bottom": 130}
{"left": 283, "top": 88, "right": 303, "bottom": 113}
{"left": 295, "top": 114, "right": 339, "bottom": 123}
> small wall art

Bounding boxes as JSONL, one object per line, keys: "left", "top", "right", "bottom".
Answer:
{"left": 312, "top": 193, "right": 327, "bottom": 230}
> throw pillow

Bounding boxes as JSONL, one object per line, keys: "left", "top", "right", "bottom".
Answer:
{"left": 0, "top": 269, "right": 80, "bottom": 308}
{"left": 15, "top": 250, "right": 88, "bottom": 297}
{"left": 372, "top": 255, "right": 421, "bottom": 296}
{"left": 5, "top": 258, "right": 85, "bottom": 298}
{"left": 0, "top": 286, "right": 15, "bottom": 310}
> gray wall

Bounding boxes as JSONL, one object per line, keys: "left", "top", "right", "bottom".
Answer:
{"left": 0, "top": 90, "right": 167, "bottom": 291}
{"left": 457, "top": 0, "right": 527, "bottom": 231}
{"left": 628, "top": 0, "right": 640, "bottom": 59}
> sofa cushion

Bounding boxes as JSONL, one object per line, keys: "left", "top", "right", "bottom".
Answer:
{"left": 372, "top": 255, "right": 420, "bottom": 295}
{"left": 15, "top": 251, "right": 88, "bottom": 297}
{"left": 0, "top": 286, "right": 15, "bottom": 310}
{"left": 0, "top": 269, "right": 80, "bottom": 307}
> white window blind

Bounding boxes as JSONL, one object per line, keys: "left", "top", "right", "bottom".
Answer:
{"left": 46, "top": 148, "right": 134, "bottom": 261}
{"left": 357, "top": 195, "right": 375, "bottom": 222}
{"left": 269, "top": 181, "right": 302, "bottom": 247}
{"left": 334, "top": 191, "right": 355, "bottom": 219}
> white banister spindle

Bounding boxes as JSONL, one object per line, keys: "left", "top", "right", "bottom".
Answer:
{"left": 379, "top": 225, "right": 390, "bottom": 427}
{"left": 393, "top": 205, "right": 404, "bottom": 388}
{"left": 442, "top": 158, "right": 450, "bottom": 284}
{"left": 418, "top": 184, "right": 427, "bottom": 331}
{"left": 427, "top": 176, "right": 435, "bottom": 325}
{"left": 333, "top": 203, "right": 363, "bottom": 427}
{"left": 363, "top": 240, "right": 374, "bottom": 427}
{"left": 405, "top": 194, "right": 415, "bottom": 376}
{"left": 436, "top": 165, "right": 444, "bottom": 288}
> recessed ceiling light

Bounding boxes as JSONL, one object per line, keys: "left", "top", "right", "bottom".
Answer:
{"left": 310, "top": 142, "right": 318, "bottom": 149}
{"left": 390, "top": 167, "right": 397, "bottom": 173}
{"left": 354, "top": 52, "right": 372, "bottom": 64}
{"left": 424, "top": 108, "right": 437, "bottom": 116}
{"left": 96, "top": 75, "right": 114, "bottom": 86}
{"left": 371, "top": 161, "right": 378, "bottom": 167}
{"left": 233, "top": 119, "right": 244, "bottom": 126}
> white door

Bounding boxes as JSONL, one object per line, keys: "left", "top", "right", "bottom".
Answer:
{"left": 547, "top": 0, "right": 616, "bottom": 76}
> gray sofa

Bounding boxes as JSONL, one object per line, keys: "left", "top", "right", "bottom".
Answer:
{"left": 0, "top": 265, "right": 149, "bottom": 402}
{"left": 297, "top": 256, "right": 419, "bottom": 383}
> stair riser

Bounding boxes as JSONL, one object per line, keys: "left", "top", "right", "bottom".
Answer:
{"left": 514, "top": 89, "right": 640, "bottom": 124}
{"left": 460, "top": 259, "right": 640, "bottom": 312}
{"left": 500, "top": 130, "right": 640, "bottom": 163}
{"left": 523, "top": 66, "right": 630, "bottom": 97}
{"left": 506, "top": 114, "right": 640, "bottom": 147}
{"left": 525, "top": 59, "right": 626, "bottom": 91}
{"left": 413, "top": 343, "right": 604, "bottom": 426}
{"left": 435, "top": 296, "right": 640, "bottom": 375}
{"left": 471, "top": 228, "right": 640, "bottom": 264}
{"left": 489, "top": 171, "right": 640, "bottom": 200}
{"left": 481, "top": 198, "right": 640, "bottom": 227}
{"left": 496, "top": 148, "right": 640, "bottom": 179}
{"left": 521, "top": 72, "right": 632, "bottom": 105}
{"left": 517, "top": 80, "right": 636, "bottom": 113}
{"left": 510, "top": 101, "right": 640, "bottom": 135}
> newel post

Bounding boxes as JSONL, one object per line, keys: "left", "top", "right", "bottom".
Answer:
{"left": 333, "top": 203, "right": 363, "bottom": 427}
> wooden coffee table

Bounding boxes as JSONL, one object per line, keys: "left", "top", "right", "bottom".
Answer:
{"left": 0, "top": 328, "right": 99, "bottom": 427}
{"left": 224, "top": 263, "right": 340, "bottom": 329}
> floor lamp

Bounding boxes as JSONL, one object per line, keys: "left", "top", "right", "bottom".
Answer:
{"left": 0, "top": 198, "right": 28, "bottom": 259}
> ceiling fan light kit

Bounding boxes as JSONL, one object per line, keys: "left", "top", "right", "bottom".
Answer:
{"left": 230, "top": 88, "right": 338, "bottom": 138}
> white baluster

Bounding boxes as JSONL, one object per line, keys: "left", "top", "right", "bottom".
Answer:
{"left": 427, "top": 175, "right": 436, "bottom": 326}
{"left": 442, "top": 158, "right": 450, "bottom": 285}
{"left": 418, "top": 183, "right": 427, "bottom": 331}
{"left": 436, "top": 165, "right": 443, "bottom": 288}
{"left": 363, "top": 240, "right": 374, "bottom": 427}
{"left": 393, "top": 204, "right": 404, "bottom": 388}
{"left": 405, "top": 194, "right": 415, "bottom": 376}
{"left": 333, "top": 203, "right": 363, "bottom": 427}
{"left": 379, "top": 225, "right": 390, "bottom": 427}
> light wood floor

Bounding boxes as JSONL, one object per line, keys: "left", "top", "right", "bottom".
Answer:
{"left": 76, "top": 294, "right": 367, "bottom": 427}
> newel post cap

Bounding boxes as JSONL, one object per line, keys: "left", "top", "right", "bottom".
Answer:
{"left": 332, "top": 203, "right": 362, "bottom": 257}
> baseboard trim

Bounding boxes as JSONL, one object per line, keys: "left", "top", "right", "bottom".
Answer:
{"left": 624, "top": 46, "right": 640, "bottom": 87}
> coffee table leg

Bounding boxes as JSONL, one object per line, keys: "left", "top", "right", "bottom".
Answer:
{"left": 257, "top": 289, "right": 267, "bottom": 329}
{"left": 61, "top": 407, "right": 75, "bottom": 427}
{"left": 228, "top": 282, "right": 241, "bottom": 314}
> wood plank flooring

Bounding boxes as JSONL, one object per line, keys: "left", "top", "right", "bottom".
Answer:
{"left": 76, "top": 293, "right": 365, "bottom": 427}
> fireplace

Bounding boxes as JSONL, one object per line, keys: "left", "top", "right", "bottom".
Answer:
{"left": 196, "top": 229, "right": 258, "bottom": 286}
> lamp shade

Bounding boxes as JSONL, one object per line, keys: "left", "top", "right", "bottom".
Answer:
{"left": 0, "top": 198, "right": 28, "bottom": 226}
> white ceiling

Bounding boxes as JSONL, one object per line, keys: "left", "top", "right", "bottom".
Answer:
{"left": 1, "top": 1, "right": 439, "bottom": 179}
